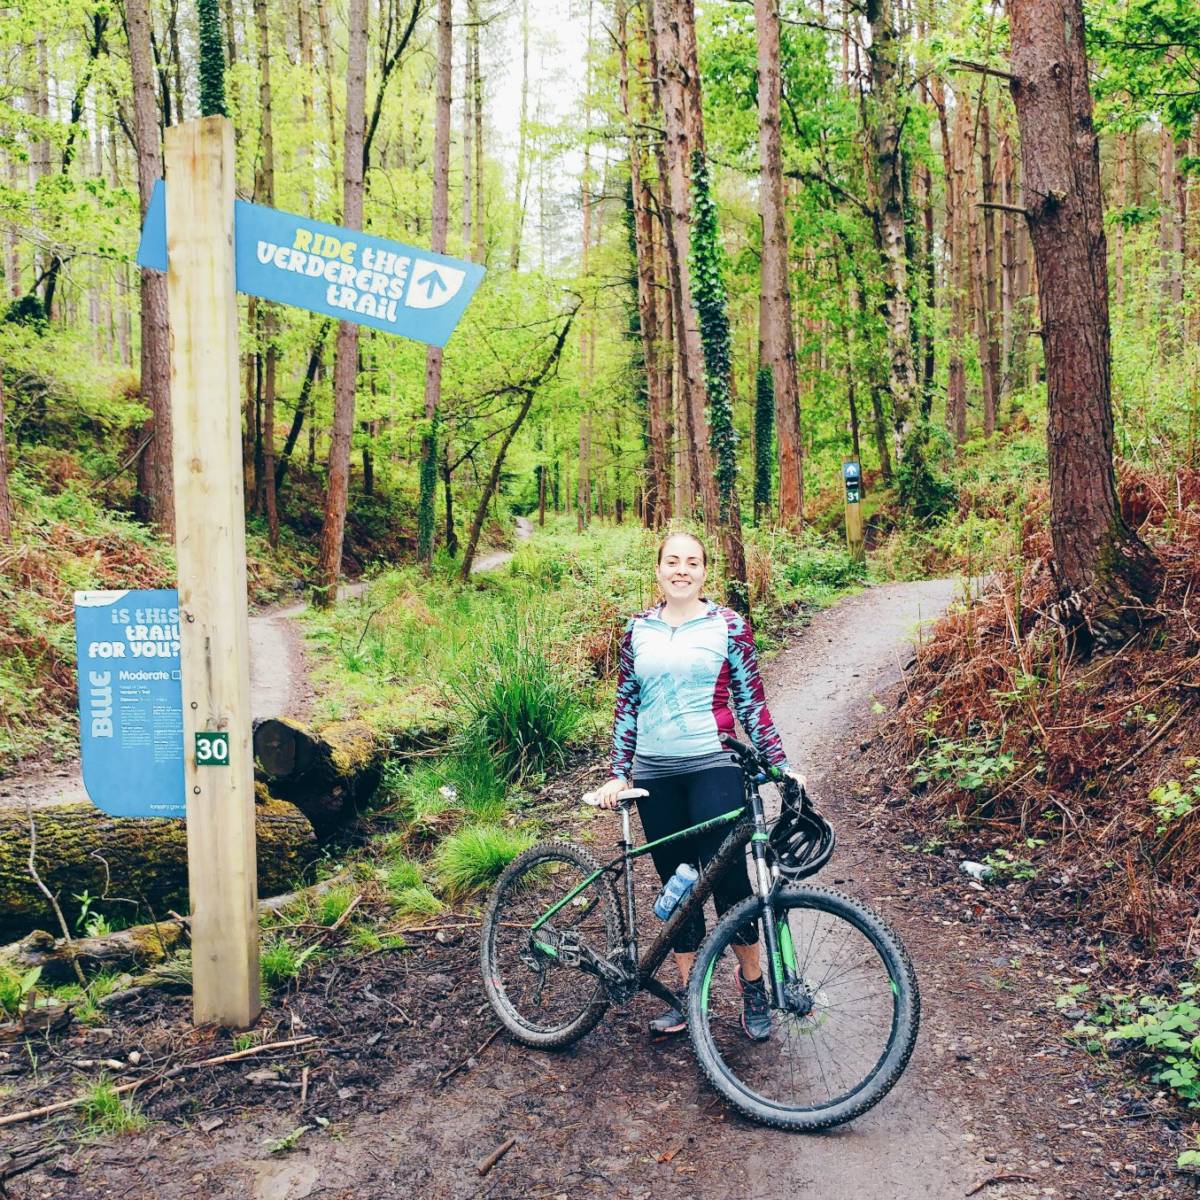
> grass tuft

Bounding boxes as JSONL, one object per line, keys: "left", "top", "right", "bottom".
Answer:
{"left": 78, "top": 1080, "right": 147, "bottom": 1135}
{"left": 434, "top": 824, "right": 535, "bottom": 898}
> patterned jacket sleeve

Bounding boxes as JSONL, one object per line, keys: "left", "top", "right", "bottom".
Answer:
{"left": 723, "top": 609, "right": 789, "bottom": 769}
{"left": 611, "top": 619, "right": 640, "bottom": 780}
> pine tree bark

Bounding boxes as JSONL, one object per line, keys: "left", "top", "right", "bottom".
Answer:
{"left": 315, "top": 0, "right": 368, "bottom": 605}
{"left": 617, "top": 3, "right": 669, "bottom": 526}
{"left": 649, "top": 0, "right": 718, "bottom": 532}
{"left": 417, "top": 0, "right": 453, "bottom": 567}
{"left": 0, "top": 369, "right": 12, "bottom": 542}
{"left": 940, "top": 81, "right": 967, "bottom": 443}
{"left": 1008, "top": 0, "right": 1160, "bottom": 650}
{"left": 472, "top": 9, "right": 484, "bottom": 263}
{"left": 255, "top": 0, "right": 280, "bottom": 546}
{"left": 509, "top": 0, "right": 529, "bottom": 269}
{"left": 754, "top": 0, "right": 803, "bottom": 528}
{"left": 864, "top": 0, "right": 917, "bottom": 463}
{"left": 126, "top": 0, "right": 174, "bottom": 535}
{"left": 978, "top": 92, "right": 1001, "bottom": 433}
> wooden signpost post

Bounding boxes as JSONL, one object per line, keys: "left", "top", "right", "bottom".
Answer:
{"left": 138, "top": 114, "right": 483, "bottom": 1027}
{"left": 843, "top": 459, "right": 864, "bottom": 564}
{"left": 165, "top": 117, "right": 259, "bottom": 1027}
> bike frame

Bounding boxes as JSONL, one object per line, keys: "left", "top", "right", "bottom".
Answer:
{"left": 530, "top": 769, "right": 791, "bottom": 1012}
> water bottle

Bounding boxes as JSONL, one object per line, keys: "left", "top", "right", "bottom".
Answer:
{"left": 653, "top": 863, "right": 699, "bottom": 920}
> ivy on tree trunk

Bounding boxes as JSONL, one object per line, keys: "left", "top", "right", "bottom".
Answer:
{"left": 197, "top": 0, "right": 227, "bottom": 118}
{"left": 753, "top": 366, "right": 774, "bottom": 524}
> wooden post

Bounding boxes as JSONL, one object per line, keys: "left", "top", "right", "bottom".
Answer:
{"left": 843, "top": 459, "right": 864, "bottom": 563}
{"left": 165, "top": 116, "right": 261, "bottom": 1028}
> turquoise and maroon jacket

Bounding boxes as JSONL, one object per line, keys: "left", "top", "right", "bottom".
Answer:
{"left": 611, "top": 601, "right": 788, "bottom": 781}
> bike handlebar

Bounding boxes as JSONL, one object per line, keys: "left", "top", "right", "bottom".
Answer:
{"left": 719, "top": 733, "right": 785, "bottom": 782}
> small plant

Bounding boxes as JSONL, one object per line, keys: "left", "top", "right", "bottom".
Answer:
{"left": 392, "top": 884, "right": 443, "bottom": 919}
{"left": 315, "top": 885, "right": 357, "bottom": 928}
{"left": 0, "top": 964, "right": 41, "bottom": 1017}
{"left": 73, "top": 889, "right": 115, "bottom": 938}
{"left": 260, "top": 938, "right": 319, "bottom": 989}
{"left": 1179, "top": 1135, "right": 1200, "bottom": 1170}
{"left": 982, "top": 847, "right": 1038, "bottom": 882}
{"left": 79, "top": 1080, "right": 147, "bottom": 1135}
{"left": 910, "top": 735, "right": 1016, "bottom": 794}
{"left": 434, "top": 824, "right": 535, "bottom": 898}
{"left": 1150, "top": 765, "right": 1200, "bottom": 834}
{"left": 232, "top": 1032, "right": 257, "bottom": 1052}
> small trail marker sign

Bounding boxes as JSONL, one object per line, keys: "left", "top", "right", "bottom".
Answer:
{"left": 195, "top": 731, "right": 230, "bottom": 766}
{"left": 844, "top": 460, "right": 864, "bottom": 563}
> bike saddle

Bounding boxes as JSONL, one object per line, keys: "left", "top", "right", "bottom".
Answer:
{"left": 582, "top": 788, "right": 649, "bottom": 809}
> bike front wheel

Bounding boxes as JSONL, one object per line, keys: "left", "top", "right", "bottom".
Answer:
{"left": 481, "top": 840, "right": 624, "bottom": 1049}
{"left": 687, "top": 885, "right": 919, "bottom": 1131}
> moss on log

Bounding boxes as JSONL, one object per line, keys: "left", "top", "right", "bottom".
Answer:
{"left": 0, "top": 798, "right": 316, "bottom": 941}
{"left": 253, "top": 718, "right": 383, "bottom": 834}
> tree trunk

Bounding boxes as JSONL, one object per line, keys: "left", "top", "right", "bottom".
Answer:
{"left": 461, "top": 0, "right": 473, "bottom": 251}
{"left": 126, "top": 0, "right": 174, "bottom": 535}
{"left": 417, "top": 0, "right": 453, "bottom": 567}
{"left": 1113, "top": 131, "right": 1127, "bottom": 310}
{"left": 754, "top": 0, "right": 802, "bottom": 528}
{"left": 1008, "top": 0, "right": 1161, "bottom": 650}
{"left": 315, "top": 0, "right": 368, "bottom": 605}
{"left": 0, "top": 800, "right": 316, "bottom": 942}
{"left": 864, "top": 0, "right": 917, "bottom": 463}
{"left": 940, "top": 81, "right": 967, "bottom": 443}
{"left": 276, "top": 325, "right": 329, "bottom": 489}
{"left": 0, "top": 369, "right": 12, "bottom": 542}
{"left": 979, "top": 93, "right": 1001, "bottom": 433}
{"left": 255, "top": 0, "right": 280, "bottom": 546}
{"left": 441, "top": 443, "right": 458, "bottom": 556}
{"left": 648, "top": 0, "right": 718, "bottom": 533}
{"left": 472, "top": 8, "right": 484, "bottom": 263}
{"left": 619, "top": 4, "right": 670, "bottom": 528}
{"left": 509, "top": 0, "right": 530, "bottom": 269}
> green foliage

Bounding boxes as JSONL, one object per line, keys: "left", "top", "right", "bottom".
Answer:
{"left": 910, "top": 734, "right": 1017, "bottom": 794}
{"left": 753, "top": 366, "right": 774, "bottom": 519}
{"left": 897, "top": 420, "right": 956, "bottom": 522}
{"left": 79, "top": 1080, "right": 148, "bottom": 1136}
{"left": 1149, "top": 765, "right": 1200, "bottom": 834}
{"left": 315, "top": 884, "right": 358, "bottom": 927}
{"left": 982, "top": 847, "right": 1039, "bottom": 882}
{"left": 197, "top": 0, "right": 228, "bottom": 118}
{"left": 434, "top": 824, "right": 535, "bottom": 898}
{"left": 416, "top": 414, "right": 438, "bottom": 565}
{"left": 688, "top": 151, "right": 738, "bottom": 523}
{"left": 1067, "top": 967, "right": 1200, "bottom": 1106}
{"left": 260, "top": 938, "right": 319, "bottom": 989}
{"left": 0, "top": 964, "right": 41, "bottom": 1017}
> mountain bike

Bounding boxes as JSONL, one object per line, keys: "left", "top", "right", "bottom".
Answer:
{"left": 480, "top": 735, "right": 920, "bottom": 1131}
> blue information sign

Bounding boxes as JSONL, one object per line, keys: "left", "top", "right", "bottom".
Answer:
{"left": 136, "top": 180, "right": 484, "bottom": 348}
{"left": 75, "top": 589, "right": 186, "bottom": 818}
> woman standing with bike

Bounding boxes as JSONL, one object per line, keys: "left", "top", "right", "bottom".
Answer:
{"left": 592, "top": 531, "right": 804, "bottom": 1039}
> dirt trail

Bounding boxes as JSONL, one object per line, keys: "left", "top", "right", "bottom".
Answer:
{"left": 4, "top": 580, "right": 1178, "bottom": 1199}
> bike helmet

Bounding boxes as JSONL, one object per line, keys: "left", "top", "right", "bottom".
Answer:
{"left": 769, "top": 788, "right": 835, "bottom": 879}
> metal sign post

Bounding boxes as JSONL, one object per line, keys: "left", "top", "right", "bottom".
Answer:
{"left": 843, "top": 459, "right": 864, "bottom": 564}
{"left": 165, "top": 117, "right": 260, "bottom": 1028}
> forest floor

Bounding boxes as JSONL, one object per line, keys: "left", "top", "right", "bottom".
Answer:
{"left": 1, "top": 578, "right": 1187, "bottom": 1199}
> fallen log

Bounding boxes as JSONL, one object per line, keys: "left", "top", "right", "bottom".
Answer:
{"left": 0, "top": 870, "right": 353, "bottom": 983}
{"left": 253, "top": 718, "right": 384, "bottom": 834}
{"left": 0, "top": 797, "right": 317, "bottom": 941}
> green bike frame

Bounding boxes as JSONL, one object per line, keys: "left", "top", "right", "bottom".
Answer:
{"left": 530, "top": 773, "right": 792, "bottom": 1012}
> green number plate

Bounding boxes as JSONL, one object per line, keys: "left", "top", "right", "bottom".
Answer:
{"left": 195, "top": 731, "right": 230, "bottom": 767}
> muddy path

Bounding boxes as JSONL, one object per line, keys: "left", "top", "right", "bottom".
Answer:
{"left": 2, "top": 580, "right": 1182, "bottom": 1199}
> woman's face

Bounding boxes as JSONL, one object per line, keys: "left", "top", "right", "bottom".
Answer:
{"left": 656, "top": 536, "right": 706, "bottom": 605}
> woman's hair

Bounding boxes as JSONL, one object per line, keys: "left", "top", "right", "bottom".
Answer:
{"left": 656, "top": 531, "right": 707, "bottom": 567}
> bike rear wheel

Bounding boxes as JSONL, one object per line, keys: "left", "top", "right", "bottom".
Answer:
{"left": 480, "top": 840, "right": 624, "bottom": 1049}
{"left": 687, "top": 885, "right": 919, "bottom": 1131}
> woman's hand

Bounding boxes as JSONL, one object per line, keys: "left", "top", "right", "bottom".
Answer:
{"left": 593, "top": 777, "right": 631, "bottom": 810}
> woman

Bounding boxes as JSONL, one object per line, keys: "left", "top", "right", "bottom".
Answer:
{"left": 593, "top": 531, "right": 802, "bottom": 1039}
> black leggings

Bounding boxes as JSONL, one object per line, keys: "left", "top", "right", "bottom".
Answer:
{"left": 634, "top": 765, "right": 757, "bottom": 955}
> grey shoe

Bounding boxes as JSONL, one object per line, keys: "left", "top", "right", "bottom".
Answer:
{"left": 736, "top": 966, "right": 772, "bottom": 1041}
{"left": 649, "top": 988, "right": 687, "bottom": 1035}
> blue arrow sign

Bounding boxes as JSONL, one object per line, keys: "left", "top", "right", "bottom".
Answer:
{"left": 136, "top": 180, "right": 485, "bottom": 348}
{"left": 75, "top": 589, "right": 186, "bottom": 819}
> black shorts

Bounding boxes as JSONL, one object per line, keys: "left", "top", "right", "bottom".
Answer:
{"left": 633, "top": 764, "right": 757, "bottom": 955}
